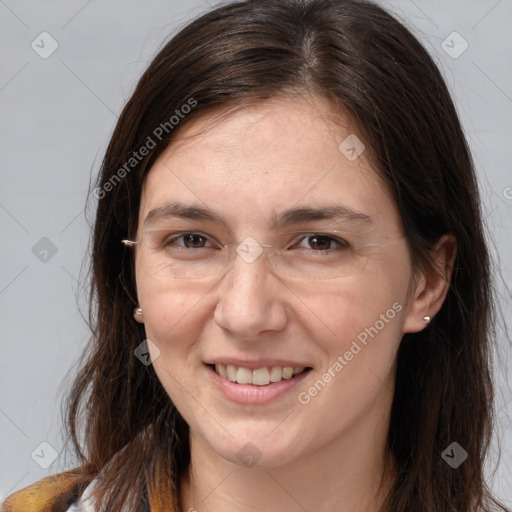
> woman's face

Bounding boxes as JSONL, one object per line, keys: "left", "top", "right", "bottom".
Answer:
{"left": 134, "top": 96, "right": 418, "bottom": 468}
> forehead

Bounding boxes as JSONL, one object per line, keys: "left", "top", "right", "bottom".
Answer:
{"left": 139, "top": 96, "right": 402, "bottom": 236}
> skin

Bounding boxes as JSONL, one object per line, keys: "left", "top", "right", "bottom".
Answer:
{"left": 134, "top": 95, "right": 456, "bottom": 512}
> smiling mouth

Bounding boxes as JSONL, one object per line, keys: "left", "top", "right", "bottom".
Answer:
{"left": 209, "top": 363, "right": 312, "bottom": 386}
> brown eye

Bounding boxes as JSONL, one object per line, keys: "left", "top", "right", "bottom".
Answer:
{"left": 182, "top": 233, "right": 207, "bottom": 248}
{"left": 299, "top": 234, "right": 349, "bottom": 252}
{"left": 307, "top": 235, "right": 333, "bottom": 251}
{"left": 164, "top": 232, "right": 213, "bottom": 250}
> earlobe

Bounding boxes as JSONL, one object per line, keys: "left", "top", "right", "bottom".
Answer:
{"left": 403, "top": 234, "right": 457, "bottom": 333}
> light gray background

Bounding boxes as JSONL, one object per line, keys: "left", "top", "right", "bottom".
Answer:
{"left": 1, "top": 0, "right": 511, "bottom": 505}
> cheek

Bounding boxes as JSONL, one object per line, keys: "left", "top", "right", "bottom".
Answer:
{"left": 134, "top": 264, "right": 210, "bottom": 350}
{"left": 136, "top": 279, "right": 212, "bottom": 407}
{"left": 291, "top": 290, "right": 404, "bottom": 440}
{"left": 302, "top": 268, "right": 410, "bottom": 398}
{"left": 309, "top": 270, "right": 408, "bottom": 343}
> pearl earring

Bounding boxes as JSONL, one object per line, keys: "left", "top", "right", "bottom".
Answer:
{"left": 134, "top": 307, "right": 143, "bottom": 318}
{"left": 423, "top": 316, "right": 431, "bottom": 324}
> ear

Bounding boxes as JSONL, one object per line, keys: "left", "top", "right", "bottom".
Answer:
{"left": 403, "top": 234, "right": 457, "bottom": 333}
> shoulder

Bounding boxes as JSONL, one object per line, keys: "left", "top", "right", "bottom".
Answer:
{"left": 1, "top": 468, "right": 91, "bottom": 512}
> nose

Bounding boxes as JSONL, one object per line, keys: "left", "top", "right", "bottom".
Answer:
{"left": 213, "top": 252, "right": 288, "bottom": 339}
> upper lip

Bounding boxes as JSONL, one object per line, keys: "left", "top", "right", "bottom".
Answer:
{"left": 205, "top": 358, "right": 312, "bottom": 370}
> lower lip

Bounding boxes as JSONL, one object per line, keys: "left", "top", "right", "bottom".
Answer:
{"left": 205, "top": 365, "right": 311, "bottom": 404}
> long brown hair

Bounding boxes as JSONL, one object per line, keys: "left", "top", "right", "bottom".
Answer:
{"left": 63, "top": 0, "right": 509, "bottom": 510}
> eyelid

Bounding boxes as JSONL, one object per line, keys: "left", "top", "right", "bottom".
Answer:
{"left": 163, "top": 231, "right": 351, "bottom": 251}
{"left": 164, "top": 232, "right": 224, "bottom": 249}
{"left": 291, "top": 233, "right": 351, "bottom": 250}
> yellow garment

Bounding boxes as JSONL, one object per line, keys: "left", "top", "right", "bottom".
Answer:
{"left": 1, "top": 469, "right": 84, "bottom": 512}
{"left": 1, "top": 467, "right": 176, "bottom": 512}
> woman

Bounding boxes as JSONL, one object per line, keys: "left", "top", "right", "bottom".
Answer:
{"left": 2, "top": 0, "right": 509, "bottom": 511}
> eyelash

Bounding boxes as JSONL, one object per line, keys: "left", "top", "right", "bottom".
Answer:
{"left": 162, "top": 232, "right": 351, "bottom": 253}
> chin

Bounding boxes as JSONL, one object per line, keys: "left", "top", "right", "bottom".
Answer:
{"left": 203, "top": 426, "right": 305, "bottom": 469}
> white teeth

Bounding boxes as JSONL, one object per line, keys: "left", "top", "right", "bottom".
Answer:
{"left": 214, "top": 364, "right": 307, "bottom": 385}
{"left": 252, "top": 367, "right": 270, "bottom": 386}
{"left": 236, "top": 366, "right": 252, "bottom": 384}
{"left": 269, "top": 366, "right": 282, "bottom": 382}
{"left": 282, "top": 367, "right": 293, "bottom": 379}
{"left": 217, "top": 363, "right": 228, "bottom": 378}
{"left": 226, "top": 364, "right": 237, "bottom": 382}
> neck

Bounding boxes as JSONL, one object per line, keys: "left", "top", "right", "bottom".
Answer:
{"left": 179, "top": 412, "right": 395, "bottom": 512}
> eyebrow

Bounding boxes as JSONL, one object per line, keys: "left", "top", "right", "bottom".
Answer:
{"left": 143, "top": 201, "right": 373, "bottom": 229}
